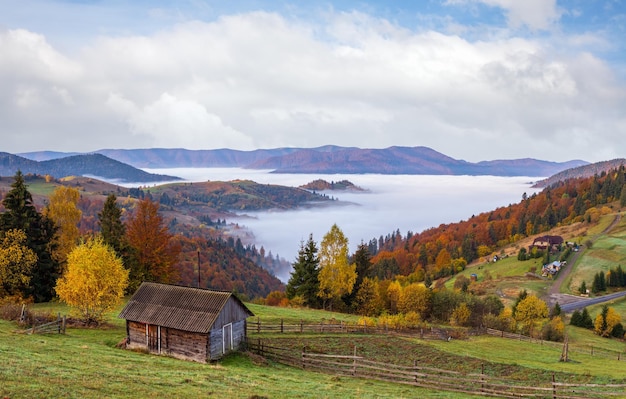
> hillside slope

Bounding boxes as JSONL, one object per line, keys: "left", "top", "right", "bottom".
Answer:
{"left": 0, "top": 153, "right": 180, "bottom": 183}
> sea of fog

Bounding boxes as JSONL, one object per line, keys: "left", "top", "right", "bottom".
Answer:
{"left": 138, "top": 168, "right": 544, "bottom": 282}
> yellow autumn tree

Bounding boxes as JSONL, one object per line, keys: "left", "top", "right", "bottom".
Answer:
{"left": 594, "top": 305, "right": 622, "bottom": 337}
{"left": 386, "top": 280, "right": 402, "bottom": 314}
{"left": 398, "top": 283, "right": 431, "bottom": 315}
{"left": 318, "top": 224, "right": 356, "bottom": 311}
{"left": 55, "top": 237, "right": 128, "bottom": 324}
{"left": 514, "top": 294, "right": 548, "bottom": 336}
{"left": 450, "top": 302, "right": 471, "bottom": 326}
{"left": 0, "top": 229, "right": 37, "bottom": 298}
{"left": 44, "top": 186, "right": 82, "bottom": 266}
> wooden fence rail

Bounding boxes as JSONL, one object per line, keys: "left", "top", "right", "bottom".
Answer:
{"left": 247, "top": 339, "right": 626, "bottom": 399}
{"left": 29, "top": 313, "right": 66, "bottom": 335}
{"left": 486, "top": 328, "right": 626, "bottom": 362}
{"left": 247, "top": 318, "right": 463, "bottom": 340}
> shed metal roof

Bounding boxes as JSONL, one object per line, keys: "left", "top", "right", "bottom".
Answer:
{"left": 118, "top": 282, "right": 254, "bottom": 333}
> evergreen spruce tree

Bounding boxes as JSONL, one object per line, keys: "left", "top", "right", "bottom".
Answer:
{"left": 581, "top": 308, "right": 594, "bottom": 329}
{"left": 0, "top": 171, "right": 59, "bottom": 301}
{"left": 97, "top": 194, "right": 140, "bottom": 293}
{"left": 570, "top": 309, "right": 582, "bottom": 326}
{"left": 98, "top": 194, "right": 125, "bottom": 255}
{"left": 345, "top": 242, "right": 372, "bottom": 310}
{"left": 512, "top": 289, "right": 528, "bottom": 316}
{"left": 549, "top": 302, "right": 562, "bottom": 318}
{"left": 285, "top": 234, "right": 320, "bottom": 308}
{"left": 579, "top": 280, "right": 587, "bottom": 295}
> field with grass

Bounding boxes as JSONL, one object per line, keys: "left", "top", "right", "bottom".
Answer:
{"left": 565, "top": 214, "right": 626, "bottom": 295}
{"left": 4, "top": 298, "right": 626, "bottom": 399}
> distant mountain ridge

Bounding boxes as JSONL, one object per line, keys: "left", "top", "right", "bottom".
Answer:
{"left": 0, "top": 152, "right": 181, "bottom": 183}
{"left": 532, "top": 158, "right": 626, "bottom": 188}
{"left": 19, "top": 146, "right": 588, "bottom": 177}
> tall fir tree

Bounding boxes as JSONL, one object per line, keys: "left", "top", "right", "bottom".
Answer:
{"left": 0, "top": 171, "right": 59, "bottom": 302}
{"left": 285, "top": 234, "right": 320, "bottom": 308}
{"left": 98, "top": 194, "right": 140, "bottom": 293}
{"left": 345, "top": 242, "right": 372, "bottom": 310}
{"left": 98, "top": 194, "right": 125, "bottom": 255}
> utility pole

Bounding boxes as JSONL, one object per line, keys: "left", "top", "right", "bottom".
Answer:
{"left": 197, "top": 250, "right": 201, "bottom": 288}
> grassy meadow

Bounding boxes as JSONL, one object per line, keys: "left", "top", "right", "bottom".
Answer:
{"left": 2, "top": 296, "right": 626, "bottom": 399}
{"left": 565, "top": 214, "right": 626, "bottom": 294}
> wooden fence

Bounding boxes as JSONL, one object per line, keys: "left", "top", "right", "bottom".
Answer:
{"left": 247, "top": 318, "right": 465, "bottom": 340}
{"left": 29, "top": 313, "right": 66, "bottom": 335}
{"left": 247, "top": 339, "right": 626, "bottom": 399}
{"left": 485, "top": 328, "right": 626, "bottom": 362}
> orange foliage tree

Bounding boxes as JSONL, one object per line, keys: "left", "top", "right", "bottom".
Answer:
{"left": 125, "top": 198, "right": 181, "bottom": 284}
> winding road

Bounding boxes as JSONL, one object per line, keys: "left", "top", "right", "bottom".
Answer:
{"left": 545, "top": 213, "right": 624, "bottom": 313}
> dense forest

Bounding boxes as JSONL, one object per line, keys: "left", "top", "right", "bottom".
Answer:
{"left": 363, "top": 165, "right": 626, "bottom": 284}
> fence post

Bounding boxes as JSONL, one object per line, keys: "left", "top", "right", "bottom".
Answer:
{"left": 20, "top": 304, "right": 26, "bottom": 323}
{"left": 552, "top": 372, "right": 557, "bottom": 399}
{"left": 57, "top": 313, "right": 61, "bottom": 334}
{"left": 302, "top": 346, "right": 306, "bottom": 369}
{"left": 481, "top": 363, "right": 485, "bottom": 394}
{"left": 352, "top": 345, "right": 357, "bottom": 376}
{"left": 257, "top": 317, "right": 260, "bottom": 333}
{"left": 414, "top": 360, "right": 418, "bottom": 383}
{"left": 300, "top": 319, "right": 303, "bottom": 333}
{"left": 281, "top": 319, "right": 284, "bottom": 333}
{"left": 62, "top": 315, "right": 66, "bottom": 334}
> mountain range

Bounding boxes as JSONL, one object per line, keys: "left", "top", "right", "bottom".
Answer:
{"left": 16, "top": 146, "right": 588, "bottom": 179}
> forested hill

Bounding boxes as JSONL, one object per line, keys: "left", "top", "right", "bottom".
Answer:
{"left": 299, "top": 179, "right": 365, "bottom": 192}
{"left": 533, "top": 159, "right": 626, "bottom": 188}
{"left": 363, "top": 165, "right": 626, "bottom": 282}
{"left": 0, "top": 152, "right": 180, "bottom": 183}
{"left": 19, "top": 146, "right": 587, "bottom": 177}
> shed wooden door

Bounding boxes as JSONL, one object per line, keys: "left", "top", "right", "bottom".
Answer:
{"left": 223, "top": 323, "right": 233, "bottom": 354}
{"left": 147, "top": 325, "right": 159, "bottom": 352}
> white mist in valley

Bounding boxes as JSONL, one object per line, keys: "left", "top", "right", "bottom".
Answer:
{"left": 143, "top": 168, "right": 543, "bottom": 282}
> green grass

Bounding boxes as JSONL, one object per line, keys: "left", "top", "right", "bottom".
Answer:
{"left": 422, "top": 333, "right": 625, "bottom": 380}
{"left": 445, "top": 255, "right": 551, "bottom": 306}
{"left": 246, "top": 303, "right": 362, "bottom": 325}
{"left": 566, "top": 213, "right": 626, "bottom": 294}
{"left": 0, "top": 310, "right": 482, "bottom": 399}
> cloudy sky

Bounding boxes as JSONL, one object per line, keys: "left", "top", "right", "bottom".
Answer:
{"left": 1, "top": 0, "right": 625, "bottom": 162}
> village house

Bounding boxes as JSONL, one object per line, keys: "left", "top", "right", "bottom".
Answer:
{"left": 529, "top": 235, "right": 564, "bottom": 252}
{"left": 118, "top": 282, "right": 254, "bottom": 363}
{"left": 542, "top": 260, "right": 565, "bottom": 277}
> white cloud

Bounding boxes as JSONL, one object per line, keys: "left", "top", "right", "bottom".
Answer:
{"left": 107, "top": 92, "right": 255, "bottom": 149}
{"left": 0, "top": 9, "right": 624, "bottom": 162}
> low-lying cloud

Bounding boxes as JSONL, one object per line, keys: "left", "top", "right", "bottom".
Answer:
{"left": 147, "top": 168, "right": 541, "bottom": 281}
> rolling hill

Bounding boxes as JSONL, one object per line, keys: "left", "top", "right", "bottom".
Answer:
{"left": 0, "top": 152, "right": 181, "bottom": 183}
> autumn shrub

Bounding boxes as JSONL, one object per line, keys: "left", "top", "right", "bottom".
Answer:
{"left": 449, "top": 303, "right": 470, "bottom": 326}
{"left": 0, "top": 302, "right": 24, "bottom": 321}
{"left": 404, "top": 311, "right": 422, "bottom": 328}
{"left": 357, "top": 316, "right": 376, "bottom": 327}
{"left": 541, "top": 316, "right": 565, "bottom": 342}
{"left": 265, "top": 290, "right": 287, "bottom": 306}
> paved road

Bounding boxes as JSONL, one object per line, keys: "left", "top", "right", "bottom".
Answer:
{"left": 545, "top": 213, "right": 623, "bottom": 312}
{"left": 559, "top": 290, "right": 626, "bottom": 313}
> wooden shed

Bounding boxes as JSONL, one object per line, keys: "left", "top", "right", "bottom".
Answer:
{"left": 118, "top": 282, "right": 254, "bottom": 362}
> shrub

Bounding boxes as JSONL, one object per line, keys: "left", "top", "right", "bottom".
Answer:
{"left": 541, "top": 316, "right": 565, "bottom": 342}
